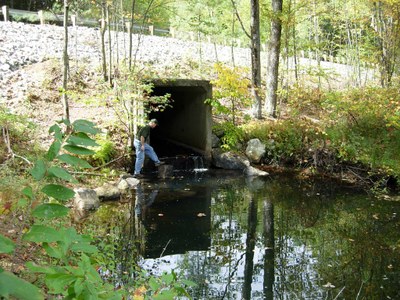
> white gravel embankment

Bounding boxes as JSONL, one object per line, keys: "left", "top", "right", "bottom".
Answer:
{"left": 0, "top": 21, "right": 254, "bottom": 113}
{"left": 0, "top": 21, "right": 376, "bottom": 109}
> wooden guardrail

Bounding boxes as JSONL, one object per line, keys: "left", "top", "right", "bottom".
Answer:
{"left": 0, "top": 5, "right": 170, "bottom": 36}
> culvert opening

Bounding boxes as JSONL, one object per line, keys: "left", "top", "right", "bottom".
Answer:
{"left": 147, "top": 79, "right": 212, "bottom": 169}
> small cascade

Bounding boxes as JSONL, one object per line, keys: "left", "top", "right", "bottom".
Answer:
{"left": 161, "top": 155, "right": 208, "bottom": 172}
{"left": 191, "top": 156, "right": 207, "bottom": 172}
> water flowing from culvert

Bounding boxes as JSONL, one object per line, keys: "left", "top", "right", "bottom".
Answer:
{"left": 89, "top": 170, "right": 400, "bottom": 300}
{"left": 159, "top": 155, "right": 208, "bottom": 173}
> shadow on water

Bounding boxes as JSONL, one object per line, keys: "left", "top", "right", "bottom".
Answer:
{"left": 91, "top": 170, "right": 400, "bottom": 299}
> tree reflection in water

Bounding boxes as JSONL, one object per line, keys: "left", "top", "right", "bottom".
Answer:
{"left": 107, "top": 171, "right": 400, "bottom": 299}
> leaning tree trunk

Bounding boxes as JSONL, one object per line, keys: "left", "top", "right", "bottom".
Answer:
{"left": 100, "top": 1, "right": 107, "bottom": 81}
{"left": 128, "top": 0, "right": 136, "bottom": 70}
{"left": 62, "top": 0, "right": 70, "bottom": 121}
{"left": 107, "top": 4, "right": 113, "bottom": 86}
{"left": 265, "top": 0, "right": 283, "bottom": 118}
{"left": 250, "top": 0, "right": 262, "bottom": 119}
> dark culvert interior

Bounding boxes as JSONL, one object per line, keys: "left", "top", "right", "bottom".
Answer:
{"left": 147, "top": 80, "right": 212, "bottom": 168}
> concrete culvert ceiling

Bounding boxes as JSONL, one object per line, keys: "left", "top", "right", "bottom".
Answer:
{"left": 148, "top": 79, "right": 212, "bottom": 160}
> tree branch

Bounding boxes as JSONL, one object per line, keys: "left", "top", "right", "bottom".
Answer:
{"left": 230, "top": 0, "right": 251, "bottom": 39}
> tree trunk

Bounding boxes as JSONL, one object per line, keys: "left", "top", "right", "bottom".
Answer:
{"left": 291, "top": 0, "right": 299, "bottom": 82}
{"left": 263, "top": 200, "right": 274, "bottom": 300}
{"left": 100, "top": 1, "right": 107, "bottom": 81}
{"left": 242, "top": 197, "right": 258, "bottom": 300}
{"left": 250, "top": 0, "right": 262, "bottom": 119}
{"left": 129, "top": 0, "right": 136, "bottom": 70}
{"left": 265, "top": 0, "right": 283, "bottom": 118}
{"left": 107, "top": 4, "right": 113, "bottom": 86}
{"left": 62, "top": 0, "right": 70, "bottom": 122}
{"left": 231, "top": 11, "right": 236, "bottom": 67}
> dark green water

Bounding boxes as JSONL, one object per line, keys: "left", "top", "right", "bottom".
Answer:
{"left": 94, "top": 170, "right": 400, "bottom": 299}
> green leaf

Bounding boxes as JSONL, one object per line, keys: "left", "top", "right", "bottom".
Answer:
{"left": 161, "top": 273, "right": 175, "bottom": 285}
{"left": 64, "top": 145, "right": 95, "bottom": 155}
{"left": 58, "top": 119, "right": 71, "bottom": 127}
{"left": 22, "top": 186, "right": 33, "bottom": 200}
{"left": 30, "top": 160, "right": 46, "bottom": 181}
{"left": 149, "top": 277, "right": 160, "bottom": 291}
{"left": 72, "top": 119, "right": 101, "bottom": 135}
{"left": 45, "top": 273, "right": 76, "bottom": 294}
{"left": 46, "top": 140, "right": 62, "bottom": 161}
{"left": 73, "top": 278, "right": 84, "bottom": 297}
{"left": 43, "top": 243, "right": 63, "bottom": 259}
{"left": 0, "top": 234, "right": 15, "bottom": 254}
{"left": 23, "top": 225, "right": 61, "bottom": 243}
{"left": 57, "top": 154, "right": 92, "bottom": 169}
{"left": 67, "top": 133, "right": 99, "bottom": 147}
{"left": 48, "top": 166, "right": 77, "bottom": 183}
{"left": 181, "top": 279, "right": 197, "bottom": 287}
{"left": 26, "top": 262, "right": 62, "bottom": 275}
{"left": 42, "top": 184, "right": 75, "bottom": 201}
{"left": 0, "top": 270, "right": 43, "bottom": 300}
{"left": 70, "top": 242, "right": 98, "bottom": 254}
{"left": 49, "top": 124, "right": 63, "bottom": 141}
{"left": 32, "top": 203, "right": 70, "bottom": 219}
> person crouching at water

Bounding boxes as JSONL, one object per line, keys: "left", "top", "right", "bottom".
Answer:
{"left": 133, "top": 119, "right": 164, "bottom": 177}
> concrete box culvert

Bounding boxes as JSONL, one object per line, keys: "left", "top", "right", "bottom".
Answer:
{"left": 148, "top": 79, "right": 212, "bottom": 163}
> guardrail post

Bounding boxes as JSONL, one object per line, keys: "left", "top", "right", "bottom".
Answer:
{"left": 71, "top": 14, "right": 77, "bottom": 26}
{"left": 2, "top": 5, "right": 9, "bottom": 22}
{"left": 170, "top": 27, "right": 175, "bottom": 38}
{"left": 149, "top": 25, "right": 154, "bottom": 35}
{"left": 38, "top": 10, "right": 45, "bottom": 25}
{"left": 100, "top": 18, "right": 106, "bottom": 30}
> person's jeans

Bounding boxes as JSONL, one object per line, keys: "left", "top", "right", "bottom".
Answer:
{"left": 134, "top": 139, "right": 160, "bottom": 174}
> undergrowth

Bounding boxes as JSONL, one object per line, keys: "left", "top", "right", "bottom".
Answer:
{"left": 241, "top": 86, "right": 400, "bottom": 189}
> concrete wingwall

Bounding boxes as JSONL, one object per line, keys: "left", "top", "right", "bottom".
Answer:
{"left": 149, "top": 79, "right": 212, "bottom": 161}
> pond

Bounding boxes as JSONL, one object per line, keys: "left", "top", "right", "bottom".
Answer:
{"left": 89, "top": 169, "right": 400, "bottom": 299}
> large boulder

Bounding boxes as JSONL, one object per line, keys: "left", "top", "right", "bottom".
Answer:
{"left": 245, "top": 138, "right": 266, "bottom": 163}
{"left": 95, "top": 183, "right": 121, "bottom": 201}
{"left": 118, "top": 177, "right": 141, "bottom": 190}
{"left": 244, "top": 165, "right": 269, "bottom": 177}
{"left": 212, "top": 149, "right": 269, "bottom": 176}
{"left": 73, "top": 188, "right": 100, "bottom": 212}
{"left": 212, "top": 149, "right": 249, "bottom": 170}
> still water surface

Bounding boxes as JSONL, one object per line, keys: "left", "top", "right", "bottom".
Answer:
{"left": 94, "top": 170, "right": 400, "bottom": 299}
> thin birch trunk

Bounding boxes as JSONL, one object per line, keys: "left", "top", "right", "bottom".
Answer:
{"left": 100, "top": 2, "right": 107, "bottom": 81}
{"left": 62, "top": 0, "right": 70, "bottom": 121}
{"left": 107, "top": 5, "right": 112, "bottom": 86}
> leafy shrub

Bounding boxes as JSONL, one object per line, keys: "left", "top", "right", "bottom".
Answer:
{"left": 284, "top": 86, "right": 326, "bottom": 118}
{"left": 207, "top": 63, "right": 252, "bottom": 125}
{"left": 323, "top": 87, "right": 400, "bottom": 175}
{"left": 91, "top": 135, "right": 116, "bottom": 166}
{"left": 242, "top": 118, "right": 327, "bottom": 165}
{"left": 0, "top": 105, "right": 37, "bottom": 166}
{"left": 214, "top": 121, "right": 244, "bottom": 151}
{"left": 0, "top": 119, "right": 195, "bottom": 299}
